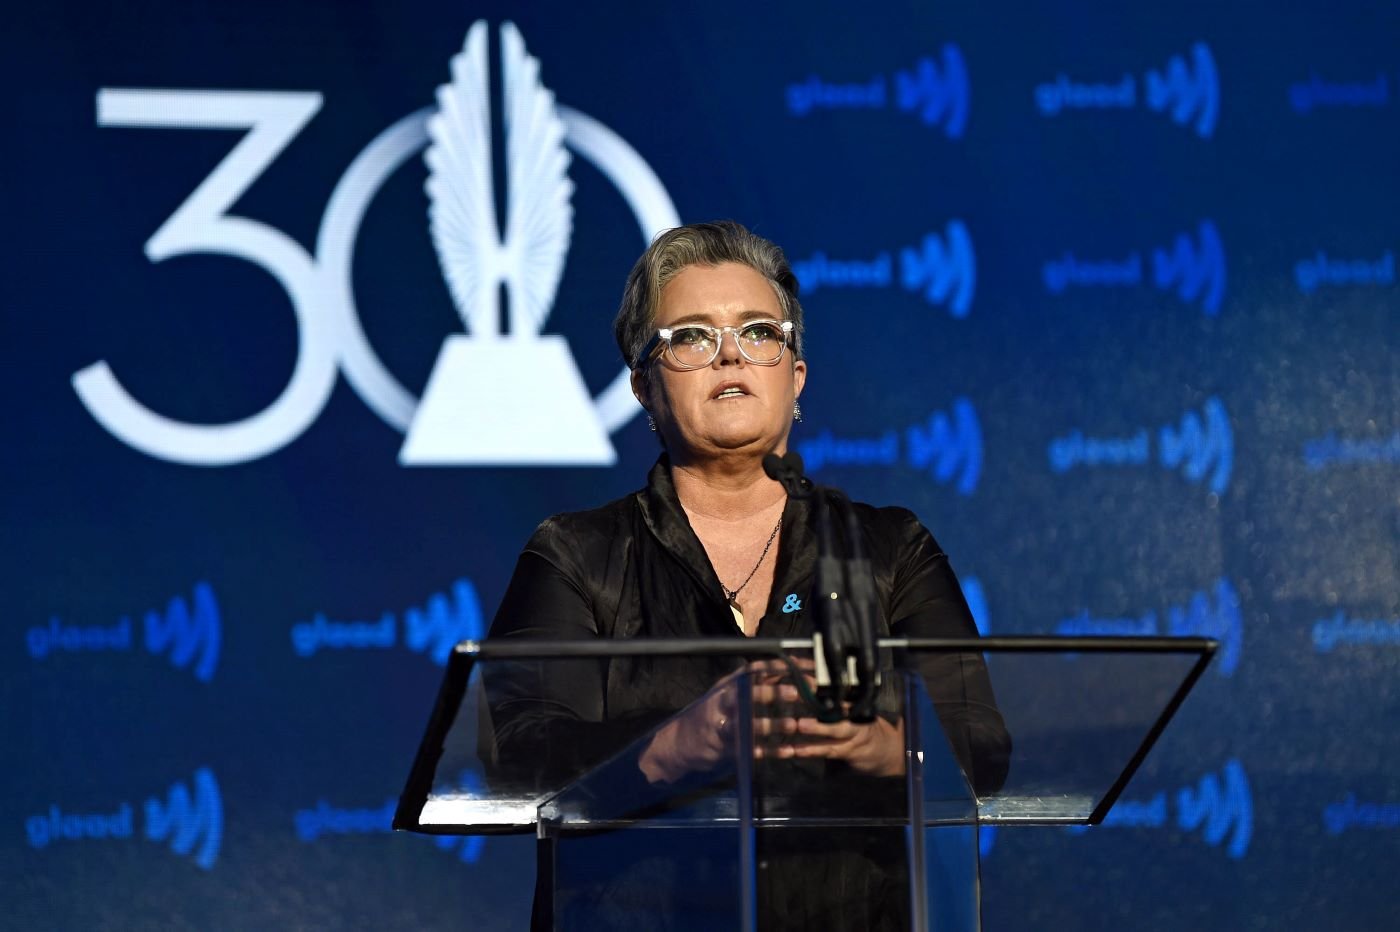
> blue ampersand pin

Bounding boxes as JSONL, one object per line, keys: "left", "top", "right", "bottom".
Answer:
{"left": 782, "top": 594, "right": 803, "bottom": 613}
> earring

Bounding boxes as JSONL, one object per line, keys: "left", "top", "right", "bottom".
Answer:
{"left": 647, "top": 415, "right": 657, "bottom": 431}
{"left": 793, "top": 401, "right": 802, "bottom": 422}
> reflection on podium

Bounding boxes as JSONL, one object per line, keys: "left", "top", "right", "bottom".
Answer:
{"left": 396, "top": 635, "right": 1215, "bottom": 930}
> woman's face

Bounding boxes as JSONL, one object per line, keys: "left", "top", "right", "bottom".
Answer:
{"left": 634, "top": 262, "right": 807, "bottom": 462}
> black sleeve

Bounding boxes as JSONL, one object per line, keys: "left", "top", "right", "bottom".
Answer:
{"left": 482, "top": 519, "right": 667, "bottom": 792}
{"left": 885, "top": 513, "right": 1012, "bottom": 795}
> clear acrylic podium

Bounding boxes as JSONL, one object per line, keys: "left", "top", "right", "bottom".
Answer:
{"left": 395, "top": 636, "right": 1215, "bottom": 930}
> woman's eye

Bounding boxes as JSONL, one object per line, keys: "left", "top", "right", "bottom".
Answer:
{"left": 673, "top": 328, "right": 711, "bottom": 346}
{"left": 741, "top": 324, "right": 780, "bottom": 342}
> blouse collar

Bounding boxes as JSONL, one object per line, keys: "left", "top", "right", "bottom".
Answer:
{"left": 635, "top": 454, "right": 818, "bottom": 622}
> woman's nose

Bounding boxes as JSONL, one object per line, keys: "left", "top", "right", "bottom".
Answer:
{"left": 714, "top": 328, "right": 744, "bottom": 365}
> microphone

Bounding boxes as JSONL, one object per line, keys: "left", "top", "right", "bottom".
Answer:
{"left": 764, "top": 450, "right": 879, "bottom": 722}
{"left": 762, "top": 451, "right": 810, "bottom": 495}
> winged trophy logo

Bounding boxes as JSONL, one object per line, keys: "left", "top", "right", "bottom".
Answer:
{"left": 402, "top": 21, "right": 614, "bottom": 464}
{"left": 426, "top": 21, "right": 573, "bottom": 340}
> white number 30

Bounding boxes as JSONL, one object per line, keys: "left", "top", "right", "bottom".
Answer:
{"left": 73, "top": 90, "right": 337, "bottom": 466}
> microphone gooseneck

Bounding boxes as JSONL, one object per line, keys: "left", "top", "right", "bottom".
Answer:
{"left": 763, "top": 451, "right": 813, "bottom": 498}
{"left": 764, "top": 449, "right": 880, "bottom": 722}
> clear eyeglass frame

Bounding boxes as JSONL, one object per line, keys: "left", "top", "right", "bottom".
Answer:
{"left": 636, "top": 319, "right": 795, "bottom": 371}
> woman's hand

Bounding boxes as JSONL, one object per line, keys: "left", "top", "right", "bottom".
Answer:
{"left": 769, "top": 712, "right": 906, "bottom": 777}
{"left": 752, "top": 663, "right": 906, "bottom": 777}
{"left": 637, "top": 660, "right": 907, "bottom": 783}
{"left": 635, "top": 660, "right": 795, "bottom": 784}
{"left": 638, "top": 677, "right": 738, "bottom": 784}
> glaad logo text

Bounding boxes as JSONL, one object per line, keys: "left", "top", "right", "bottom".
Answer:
{"left": 1035, "top": 43, "right": 1219, "bottom": 138}
{"left": 1324, "top": 794, "right": 1400, "bottom": 835}
{"left": 1290, "top": 73, "right": 1389, "bottom": 113}
{"left": 1312, "top": 611, "right": 1400, "bottom": 653}
{"left": 1043, "top": 221, "right": 1226, "bottom": 316}
{"left": 1068, "top": 760, "right": 1252, "bottom": 859}
{"left": 1294, "top": 251, "right": 1394, "bottom": 294}
{"left": 292, "top": 579, "right": 483, "bottom": 665}
{"left": 27, "top": 583, "right": 220, "bottom": 682}
{"left": 78, "top": 20, "right": 678, "bottom": 466}
{"left": 1049, "top": 397, "right": 1233, "bottom": 495}
{"left": 1056, "top": 577, "right": 1242, "bottom": 676}
{"left": 26, "top": 768, "right": 223, "bottom": 870}
{"left": 792, "top": 222, "right": 976, "bottom": 318}
{"left": 1303, "top": 431, "right": 1400, "bottom": 470}
{"left": 798, "top": 399, "right": 982, "bottom": 496}
{"left": 786, "top": 45, "right": 969, "bottom": 138}
{"left": 295, "top": 793, "right": 484, "bottom": 864}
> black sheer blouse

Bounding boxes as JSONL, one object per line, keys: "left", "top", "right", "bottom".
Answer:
{"left": 486, "top": 456, "right": 1010, "bottom": 930}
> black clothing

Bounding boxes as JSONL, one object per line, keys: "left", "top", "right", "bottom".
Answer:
{"left": 487, "top": 456, "right": 1010, "bottom": 930}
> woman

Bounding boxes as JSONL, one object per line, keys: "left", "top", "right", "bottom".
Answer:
{"left": 487, "top": 220, "right": 1008, "bottom": 929}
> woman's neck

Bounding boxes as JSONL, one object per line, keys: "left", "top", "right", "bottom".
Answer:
{"left": 670, "top": 454, "right": 787, "bottom": 521}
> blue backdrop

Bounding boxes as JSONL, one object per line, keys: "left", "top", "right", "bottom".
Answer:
{"left": 7, "top": 1, "right": 1398, "bottom": 928}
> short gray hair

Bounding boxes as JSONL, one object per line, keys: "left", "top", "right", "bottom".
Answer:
{"left": 613, "top": 220, "right": 805, "bottom": 369}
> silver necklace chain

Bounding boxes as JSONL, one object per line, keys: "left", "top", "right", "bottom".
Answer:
{"left": 723, "top": 516, "right": 783, "bottom": 605}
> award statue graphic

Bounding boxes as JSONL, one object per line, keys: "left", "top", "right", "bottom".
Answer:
{"left": 401, "top": 22, "right": 615, "bottom": 465}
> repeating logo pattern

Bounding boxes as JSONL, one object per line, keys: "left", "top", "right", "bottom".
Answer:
{"left": 1294, "top": 250, "right": 1394, "bottom": 294}
{"left": 145, "top": 768, "right": 224, "bottom": 870}
{"left": 786, "top": 46, "right": 969, "bottom": 137}
{"left": 793, "top": 221, "right": 976, "bottom": 317}
{"left": 1048, "top": 397, "right": 1233, "bottom": 496}
{"left": 1312, "top": 610, "right": 1400, "bottom": 653}
{"left": 1065, "top": 760, "right": 1253, "bottom": 859}
{"left": 798, "top": 398, "right": 983, "bottom": 496}
{"left": 1143, "top": 43, "right": 1221, "bottom": 138}
{"left": 292, "top": 579, "right": 483, "bottom": 666}
{"left": 1324, "top": 794, "right": 1400, "bottom": 835}
{"left": 983, "top": 760, "right": 1254, "bottom": 861}
{"left": 1054, "top": 577, "right": 1243, "bottom": 676}
{"left": 1290, "top": 72, "right": 1390, "bottom": 113}
{"left": 1302, "top": 431, "right": 1400, "bottom": 469}
{"left": 27, "top": 583, "right": 220, "bottom": 682}
{"left": 1175, "top": 760, "right": 1253, "bottom": 859}
{"left": 294, "top": 796, "right": 485, "bottom": 863}
{"left": 1035, "top": 42, "right": 1219, "bottom": 138}
{"left": 27, "top": 768, "right": 223, "bottom": 870}
{"left": 1043, "top": 221, "right": 1226, "bottom": 315}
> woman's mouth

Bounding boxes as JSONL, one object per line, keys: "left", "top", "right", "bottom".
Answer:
{"left": 712, "top": 382, "right": 751, "bottom": 400}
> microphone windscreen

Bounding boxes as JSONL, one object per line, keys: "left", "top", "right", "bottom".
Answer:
{"left": 762, "top": 453, "right": 785, "bottom": 480}
{"left": 782, "top": 450, "right": 805, "bottom": 476}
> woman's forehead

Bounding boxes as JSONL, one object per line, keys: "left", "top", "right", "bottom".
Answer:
{"left": 656, "top": 263, "right": 782, "bottom": 324}
{"left": 662, "top": 308, "right": 776, "bottom": 328}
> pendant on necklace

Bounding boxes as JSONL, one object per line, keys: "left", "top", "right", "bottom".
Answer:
{"left": 717, "top": 514, "right": 782, "bottom": 637}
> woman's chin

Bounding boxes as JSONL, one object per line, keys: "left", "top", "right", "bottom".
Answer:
{"left": 668, "top": 412, "right": 788, "bottom": 457}
{"left": 701, "top": 426, "right": 785, "bottom": 454}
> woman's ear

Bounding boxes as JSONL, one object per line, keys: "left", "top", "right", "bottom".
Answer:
{"left": 630, "top": 367, "right": 650, "bottom": 412}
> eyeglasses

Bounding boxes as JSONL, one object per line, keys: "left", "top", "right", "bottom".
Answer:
{"left": 636, "top": 319, "right": 795, "bottom": 370}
